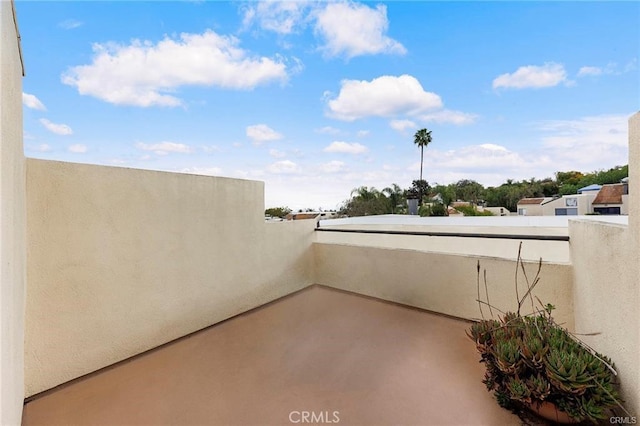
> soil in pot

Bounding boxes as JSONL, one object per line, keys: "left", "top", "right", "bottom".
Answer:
{"left": 527, "top": 401, "right": 578, "bottom": 424}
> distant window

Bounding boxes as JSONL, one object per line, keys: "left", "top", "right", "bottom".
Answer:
{"left": 565, "top": 198, "right": 578, "bottom": 207}
{"left": 594, "top": 207, "right": 621, "bottom": 215}
{"left": 518, "top": 208, "right": 527, "bottom": 216}
{"left": 555, "top": 208, "right": 578, "bottom": 216}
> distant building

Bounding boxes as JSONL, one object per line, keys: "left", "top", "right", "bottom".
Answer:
{"left": 284, "top": 211, "right": 339, "bottom": 221}
{"left": 516, "top": 197, "right": 553, "bottom": 216}
{"left": 577, "top": 184, "right": 602, "bottom": 194}
{"left": 482, "top": 206, "right": 510, "bottom": 216}
{"left": 517, "top": 181, "right": 629, "bottom": 216}
{"left": 592, "top": 183, "right": 629, "bottom": 215}
{"left": 540, "top": 193, "right": 597, "bottom": 216}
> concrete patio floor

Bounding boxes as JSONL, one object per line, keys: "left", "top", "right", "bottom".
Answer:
{"left": 22, "top": 285, "right": 521, "bottom": 425}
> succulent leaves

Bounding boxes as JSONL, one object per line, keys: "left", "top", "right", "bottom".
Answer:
{"left": 468, "top": 312, "right": 622, "bottom": 422}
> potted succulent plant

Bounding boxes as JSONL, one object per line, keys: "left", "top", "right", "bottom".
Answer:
{"left": 467, "top": 244, "right": 628, "bottom": 424}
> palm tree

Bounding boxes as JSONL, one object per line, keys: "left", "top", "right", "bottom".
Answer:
{"left": 413, "top": 128, "right": 432, "bottom": 182}
{"left": 383, "top": 184, "right": 404, "bottom": 214}
{"left": 350, "top": 186, "right": 380, "bottom": 201}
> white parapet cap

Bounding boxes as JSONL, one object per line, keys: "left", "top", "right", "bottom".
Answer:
{"left": 319, "top": 214, "right": 628, "bottom": 229}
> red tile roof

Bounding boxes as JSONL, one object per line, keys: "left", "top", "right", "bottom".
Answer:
{"left": 518, "top": 198, "right": 546, "bottom": 205}
{"left": 286, "top": 213, "right": 320, "bottom": 220}
{"left": 592, "top": 184, "right": 625, "bottom": 205}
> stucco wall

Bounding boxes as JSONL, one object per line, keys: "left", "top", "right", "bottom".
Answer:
{"left": 517, "top": 203, "right": 544, "bottom": 216}
{"left": 316, "top": 231, "right": 570, "bottom": 263}
{"left": 630, "top": 113, "right": 640, "bottom": 236}
{"left": 569, "top": 220, "right": 639, "bottom": 416}
{"left": 569, "top": 113, "right": 640, "bottom": 416}
{"left": 0, "top": 0, "right": 26, "bottom": 424}
{"left": 25, "top": 159, "right": 316, "bottom": 397}
{"left": 313, "top": 243, "right": 574, "bottom": 329}
{"left": 541, "top": 194, "right": 596, "bottom": 216}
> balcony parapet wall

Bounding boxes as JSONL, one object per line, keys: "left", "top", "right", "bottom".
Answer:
{"left": 313, "top": 229, "right": 575, "bottom": 330}
{"left": 24, "top": 159, "right": 316, "bottom": 397}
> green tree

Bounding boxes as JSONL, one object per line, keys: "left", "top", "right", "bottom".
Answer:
{"left": 408, "top": 179, "right": 430, "bottom": 206}
{"left": 340, "top": 186, "right": 389, "bottom": 217}
{"left": 265, "top": 206, "right": 291, "bottom": 218}
{"left": 382, "top": 184, "right": 405, "bottom": 214}
{"left": 413, "top": 128, "right": 432, "bottom": 182}
{"left": 431, "top": 184, "right": 456, "bottom": 216}
{"left": 454, "top": 179, "right": 485, "bottom": 204}
{"left": 419, "top": 202, "right": 447, "bottom": 217}
{"left": 454, "top": 205, "right": 494, "bottom": 216}
{"left": 350, "top": 186, "right": 381, "bottom": 201}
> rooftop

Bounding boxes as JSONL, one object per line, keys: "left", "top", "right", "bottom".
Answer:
{"left": 22, "top": 286, "right": 519, "bottom": 426}
{"left": 592, "top": 183, "right": 627, "bottom": 205}
{"left": 517, "top": 197, "right": 550, "bottom": 205}
{"left": 577, "top": 184, "right": 602, "bottom": 193}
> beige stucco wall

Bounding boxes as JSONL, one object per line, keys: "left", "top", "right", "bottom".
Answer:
{"left": 316, "top": 231, "right": 570, "bottom": 263}
{"left": 517, "top": 203, "right": 545, "bottom": 216}
{"left": 569, "top": 220, "right": 638, "bottom": 416}
{"left": 0, "top": 1, "right": 26, "bottom": 424}
{"left": 313, "top": 243, "right": 574, "bottom": 330}
{"left": 541, "top": 194, "right": 596, "bottom": 216}
{"left": 569, "top": 113, "right": 640, "bottom": 416}
{"left": 630, "top": 114, "right": 640, "bottom": 235}
{"left": 25, "top": 159, "right": 316, "bottom": 397}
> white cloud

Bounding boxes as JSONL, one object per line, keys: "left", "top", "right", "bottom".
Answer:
{"left": 315, "top": 126, "right": 341, "bottom": 135}
{"left": 492, "top": 63, "right": 568, "bottom": 89}
{"left": 356, "top": 130, "right": 370, "bottom": 138}
{"left": 578, "top": 61, "right": 636, "bottom": 77}
{"left": 419, "top": 109, "right": 478, "bottom": 125}
{"left": 414, "top": 114, "right": 631, "bottom": 187}
{"left": 405, "top": 143, "right": 541, "bottom": 187}
{"left": 241, "top": 1, "right": 311, "bottom": 35}
{"left": 267, "top": 160, "right": 301, "bottom": 174}
{"left": 68, "top": 144, "right": 87, "bottom": 153}
{"left": 326, "top": 75, "right": 442, "bottom": 121}
{"left": 23, "top": 93, "right": 47, "bottom": 111}
{"left": 535, "top": 114, "right": 629, "bottom": 168}
{"left": 624, "top": 58, "right": 637, "bottom": 73}
{"left": 343, "top": 170, "right": 394, "bottom": 183}
{"left": 389, "top": 119, "right": 416, "bottom": 132}
{"left": 577, "top": 66, "right": 603, "bottom": 77}
{"left": 323, "top": 141, "right": 368, "bottom": 155}
{"left": 201, "top": 145, "right": 221, "bottom": 153}
{"left": 27, "top": 144, "right": 52, "bottom": 153}
{"left": 246, "top": 124, "right": 283, "bottom": 144}
{"left": 180, "top": 166, "right": 223, "bottom": 176}
{"left": 319, "top": 160, "right": 347, "bottom": 173}
{"left": 135, "top": 141, "right": 193, "bottom": 155}
{"left": 39, "top": 118, "right": 73, "bottom": 135}
{"left": 269, "top": 148, "right": 286, "bottom": 158}
{"left": 62, "top": 30, "right": 289, "bottom": 107}
{"left": 426, "top": 144, "right": 525, "bottom": 171}
{"left": 58, "top": 19, "right": 83, "bottom": 30}
{"left": 314, "top": 2, "right": 406, "bottom": 59}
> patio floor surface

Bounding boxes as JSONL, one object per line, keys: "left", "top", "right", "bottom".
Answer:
{"left": 22, "top": 285, "right": 521, "bottom": 426}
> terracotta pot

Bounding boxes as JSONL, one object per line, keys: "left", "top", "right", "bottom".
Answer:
{"left": 527, "top": 401, "right": 578, "bottom": 424}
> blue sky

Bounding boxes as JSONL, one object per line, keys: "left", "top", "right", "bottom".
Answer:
{"left": 18, "top": 1, "right": 639, "bottom": 210}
